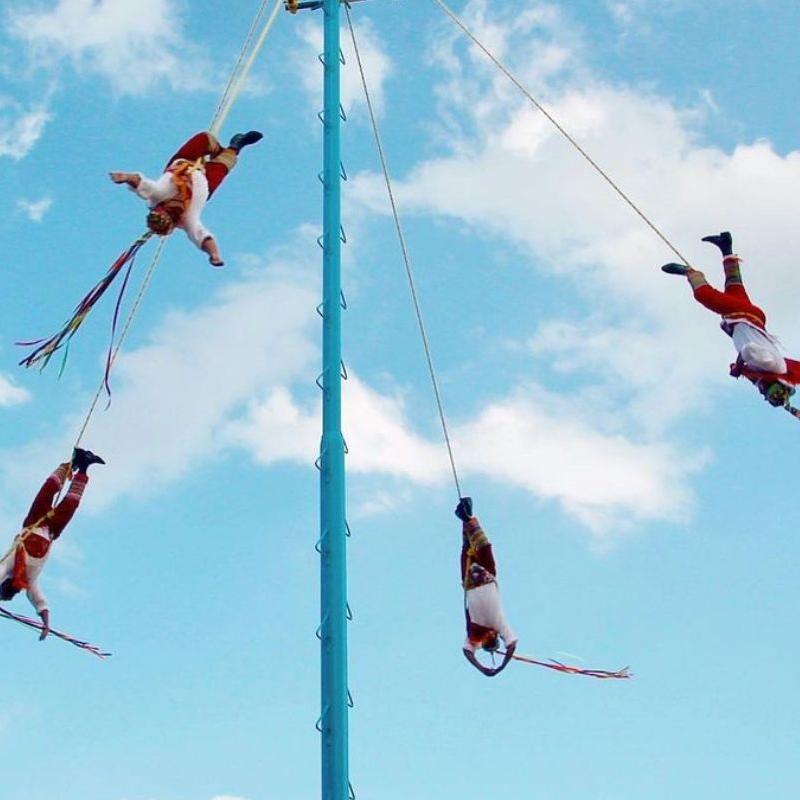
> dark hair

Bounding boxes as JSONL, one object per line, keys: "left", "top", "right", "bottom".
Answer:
{"left": 0, "top": 578, "right": 20, "bottom": 601}
{"left": 482, "top": 632, "right": 500, "bottom": 652}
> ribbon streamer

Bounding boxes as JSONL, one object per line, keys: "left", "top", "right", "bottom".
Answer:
{"left": 505, "top": 651, "right": 631, "bottom": 679}
{"left": 0, "top": 605, "right": 111, "bottom": 660}
{"left": 18, "top": 232, "right": 153, "bottom": 392}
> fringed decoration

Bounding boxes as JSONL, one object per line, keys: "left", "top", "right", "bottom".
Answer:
{"left": 0, "top": 604, "right": 111, "bottom": 660}
{"left": 506, "top": 651, "right": 631, "bottom": 680}
{"left": 17, "top": 232, "right": 153, "bottom": 385}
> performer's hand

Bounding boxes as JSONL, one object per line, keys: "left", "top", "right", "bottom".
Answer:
{"left": 38, "top": 610, "right": 50, "bottom": 641}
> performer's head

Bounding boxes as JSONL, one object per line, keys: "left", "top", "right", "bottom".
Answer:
{"left": 146, "top": 201, "right": 182, "bottom": 236}
{"left": 0, "top": 578, "right": 20, "bottom": 601}
{"left": 760, "top": 380, "right": 795, "bottom": 408}
{"left": 481, "top": 630, "right": 500, "bottom": 653}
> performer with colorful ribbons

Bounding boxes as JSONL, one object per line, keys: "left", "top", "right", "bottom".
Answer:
{"left": 457, "top": 497, "right": 518, "bottom": 677}
{"left": 110, "top": 129, "right": 263, "bottom": 267}
{"left": 18, "top": 129, "right": 263, "bottom": 377}
{"left": 457, "top": 497, "right": 630, "bottom": 680}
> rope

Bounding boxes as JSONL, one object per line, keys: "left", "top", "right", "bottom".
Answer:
{"left": 346, "top": 5, "right": 463, "bottom": 499}
{"left": 209, "top": 0, "right": 283, "bottom": 137}
{"left": 430, "top": 0, "right": 692, "bottom": 267}
{"left": 72, "top": 238, "right": 168, "bottom": 449}
{"left": 209, "top": 0, "right": 272, "bottom": 134}
{"left": 0, "top": 605, "right": 111, "bottom": 659}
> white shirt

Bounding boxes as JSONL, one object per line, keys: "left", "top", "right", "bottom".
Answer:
{"left": 133, "top": 168, "right": 213, "bottom": 250}
{"left": 0, "top": 527, "right": 53, "bottom": 613}
{"left": 463, "top": 582, "right": 517, "bottom": 653}
{"left": 728, "top": 320, "right": 787, "bottom": 375}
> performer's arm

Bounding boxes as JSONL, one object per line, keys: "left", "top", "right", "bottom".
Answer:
{"left": 23, "top": 463, "right": 70, "bottom": 528}
{"left": 462, "top": 646, "right": 494, "bottom": 677}
{"left": 38, "top": 609, "right": 50, "bottom": 641}
{"left": 26, "top": 582, "right": 49, "bottom": 639}
{"left": 130, "top": 172, "right": 175, "bottom": 204}
{"left": 491, "top": 641, "right": 517, "bottom": 676}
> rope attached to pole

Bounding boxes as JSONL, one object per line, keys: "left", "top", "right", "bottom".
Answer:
{"left": 346, "top": 5, "right": 463, "bottom": 499}
{"left": 430, "top": 0, "right": 692, "bottom": 267}
{"left": 210, "top": 0, "right": 283, "bottom": 138}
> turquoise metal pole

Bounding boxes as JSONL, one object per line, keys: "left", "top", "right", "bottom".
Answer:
{"left": 319, "top": 0, "right": 349, "bottom": 797}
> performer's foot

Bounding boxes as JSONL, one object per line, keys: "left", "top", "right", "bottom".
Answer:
{"left": 72, "top": 448, "right": 106, "bottom": 474}
{"left": 661, "top": 262, "right": 691, "bottom": 276}
{"left": 228, "top": 131, "right": 263, "bottom": 152}
{"left": 209, "top": 255, "right": 225, "bottom": 267}
{"left": 701, "top": 231, "right": 733, "bottom": 256}
{"left": 455, "top": 497, "right": 473, "bottom": 521}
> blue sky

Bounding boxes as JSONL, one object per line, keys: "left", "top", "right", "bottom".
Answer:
{"left": 1, "top": 0, "right": 800, "bottom": 798}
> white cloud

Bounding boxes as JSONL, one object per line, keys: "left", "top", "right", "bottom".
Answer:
{"left": 0, "top": 103, "right": 51, "bottom": 160}
{"left": 224, "top": 374, "right": 448, "bottom": 482}
{"left": 0, "top": 251, "right": 318, "bottom": 513}
{"left": 0, "top": 374, "right": 31, "bottom": 407}
{"left": 16, "top": 196, "right": 53, "bottom": 222}
{"left": 224, "top": 374, "right": 702, "bottom": 538}
{"left": 455, "top": 387, "right": 705, "bottom": 538}
{"left": 295, "top": 16, "right": 392, "bottom": 117}
{"left": 7, "top": 0, "right": 212, "bottom": 95}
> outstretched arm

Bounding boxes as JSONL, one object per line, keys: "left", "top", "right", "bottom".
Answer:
{"left": 491, "top": 642, "right": 517, "bottom": 676}
{"left": 462, "top": 648, "right": 495, "bottom": 677}
{"left": 38, "top": 609, "right": 50, "bottom": 641}
{"left": 26, "top": 582, "right": 50, "bottom": 640}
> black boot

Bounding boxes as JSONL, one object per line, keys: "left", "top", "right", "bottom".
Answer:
{"left": 455, "top": 497, "right": 473, "bottom": 521}
{"left": 72, "top": 447, "right": 106, "bottom": 474}
{"left": 661, "top": 262, "right": 691, "bottom": 276}
{"left": 701, "top": 231, "right": 733, "bottom": 256}
{"left": 228, "top": 130, "right": 263, "bottom": 152}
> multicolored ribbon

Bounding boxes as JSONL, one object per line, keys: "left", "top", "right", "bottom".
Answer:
{"left": 17, "top": 231, "right": 153, "bottom": 393}
{"left": 505, "top": 651, "right": 631, "bottom": 679}
{"left": 0, "top": 605, "right": 111, "bottom": 660}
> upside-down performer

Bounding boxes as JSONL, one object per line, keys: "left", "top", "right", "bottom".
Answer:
{"left": 456, "top": 497, "right": 631, "bottom": 680}
{"left": 0, "top": 448, "right": 105, "bottom": 640}
{"left": 662, "top": 232, "right": 800, "bottom": 418}
{"left": 19, "top": 129, "right": 263, "bottom": 376}
{"left": 457, "top": 497, "right": 518, "bottom": 677}
{"left": 110, "top": 129, "right": 263, "bottom": 267}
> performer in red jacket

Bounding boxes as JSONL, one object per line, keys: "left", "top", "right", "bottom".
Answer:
{"left": 0, "top": 448, "right": 105, "bottom": 640}
{"left": 457, "top": 497, "right": 518, "bottom": 677}
{"left": 110, "top": 130, "right": 263, "bottom": 267}
{"left": 662, "top": 232, "right": 800, "bottom": 416}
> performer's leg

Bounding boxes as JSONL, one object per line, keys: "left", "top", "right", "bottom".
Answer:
{"left": 475, "top": 543, "right": 497, "bottom": 577}
{"left": 48, "top": 473, "right": 88, "bottom": 539}
{"left": 720, "top": 254, "right": 758, "bottom": 303}
{"left": 205, "top": 148, "right": 237, "bottom": 198}
{"left": 165, "top": 132, "right": 223, "bottom": 169}
{"left": 22, "top": 464, "right": 70, "bottom": 528}
{"left": 688, "top": 269, "right": 756, "bottom": 317}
